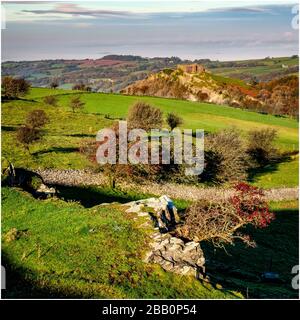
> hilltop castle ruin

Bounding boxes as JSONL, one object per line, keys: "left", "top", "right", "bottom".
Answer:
{"left": 177, "top": 64, "right": 206, "bottom": 74}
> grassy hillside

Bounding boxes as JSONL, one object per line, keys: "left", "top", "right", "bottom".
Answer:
{"left": 29, "top": 88, "right": 299, "bottom": 149}
{"left": 2, "top": 87, "right": 298, "bottom": 299}
{"left": 2, "top": 187, "right": 298, "bottom": 298}
{"left": 1, "top": 187, "right": 238, "bottom": 299}
{"left": 2, "top": 87, "right": 298, "bottom": 187}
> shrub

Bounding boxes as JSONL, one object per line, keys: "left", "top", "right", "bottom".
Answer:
{"left": 1, "top": 76, "right": 30, "bottom": 99}
{"left": 72, "top": 83, "right": 86, "bottom": 90}
{"left": 177, "top": 182, "right": 275, "bottom": 247}
{"left": 69, "top": 96, "right": 85, "bottom": 113}
{"left": 247, "top": 128, "right": 278, "bottom": 166}
{"left": 26, "top": 109, "right": 49, "bottom": 129}
{"left": 162, "top": 68, "right": 174, "bottom": 75}
{"left": 43, "top": 95, "right": 58, "bottom": 106}
{"left": 166, "top": 112, "right": 183, "bottom": 130}
{"left": 201, "top": 129, "right": 249, "bottom": 184}
{"left": 197, "top": 91, "right": 209, "bottom": 101}
{"left": 127, "top": 102, "right": 163, "bottom": 131}
{"left": 49, "top": 79, "right": 59, "bottom": 89}
{"left": 16, "top": 125, "right": 40, "bottom": 152}
{"left": 79, "top": 123, "right": 189, "bottom": 187}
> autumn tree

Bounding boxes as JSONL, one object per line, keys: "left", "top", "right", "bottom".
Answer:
{"left": 26, "top": 109, "right": 49, "bottom": 129}
{"left": 201, "top": 129, "right": 249, "bottom": 184}
{"left": 16, "top": 126, "right": 40, "bottom": 153}
{"left": 17, "top": 110, "right": 49, "bottom": 153}
{"left": 1, "top": 76, "right": 30, "bottom": 99}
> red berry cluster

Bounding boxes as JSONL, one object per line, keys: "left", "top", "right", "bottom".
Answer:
{"left": 230, "top": 182, "right": 275, "bottom": 228}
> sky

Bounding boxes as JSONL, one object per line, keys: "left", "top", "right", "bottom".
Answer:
{"left": 1, "top": 0, "right": 299, "bottom": 61}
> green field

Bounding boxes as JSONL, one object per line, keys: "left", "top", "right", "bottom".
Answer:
{"left": 2, "top": 87, "right": 299, "bottom": 299}
{"left": 2, "top": 87, "right": 298, "bottom": 188}
{"left": 213, "top": 56, "right": 299, "bottom": 78}
{"left": 1, "top": 187, "right": 239, "bottom": 299}
{"left": 2, "top": 186, "right": 298, "bottom": 298}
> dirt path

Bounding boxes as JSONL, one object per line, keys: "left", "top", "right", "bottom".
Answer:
{"left": 34, "top": 168, "right": 299, "bottom": 202}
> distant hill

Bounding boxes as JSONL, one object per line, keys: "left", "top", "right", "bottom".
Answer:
{"left": 121, "top": 66, "right": 299, "bottom": 117}
{"left": 2, "top": 55, "right": 298, "bottom": 94}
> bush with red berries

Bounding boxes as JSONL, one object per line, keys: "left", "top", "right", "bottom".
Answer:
{"left": 177, "top": 182, "right": 275, "bottom": 247}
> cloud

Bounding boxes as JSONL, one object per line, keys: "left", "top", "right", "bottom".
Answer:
{"left": 21, "top": 3, "right": 131, "bottom": 18}
{"left": 3, "top": 1, "right": 58, "bottom": 4}
{"left": 209, "top": 6, "right": 272, "bottom": 13}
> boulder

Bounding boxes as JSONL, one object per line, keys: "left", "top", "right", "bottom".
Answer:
{"left": 145, "top": 234, "right": 205, "bottom": 278}
{"left": 124, "top": 194, "right": 180, "bottom": 231}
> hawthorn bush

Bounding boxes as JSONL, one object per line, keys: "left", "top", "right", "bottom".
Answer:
{"left": 17, "top": 110, "right": 49, "bottom": 153}
{"left": 79, "top": 123, "right": 192, "bottom": 187}
{"left": 201, "top": 129, "right": 249, "bottom": 184}
{"left": 26, "top": 109, "right": 49, "bottom": 129}
{"left": 16, "top": 126, "right": 40, "bottom": 152}
{"left": 246, "top": 128, "right": 278, "bottom": 166}
{"left": 177, "top": 182, "right": 275, "bottom": 247}
{"left": 43, "top": 95, "right": 58, "bottom": 106}
{"left": 49, "top": 79, "right": 59, "bottom": 89}
{"left": 127, "top": 102, "right": 163, "bottom": 131}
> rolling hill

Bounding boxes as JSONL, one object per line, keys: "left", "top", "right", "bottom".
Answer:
{"left": 2, "top": 55, "right": 298, "bottom": 93}
{"left": 2, "top": 87, "right": 298, "bottom": 188}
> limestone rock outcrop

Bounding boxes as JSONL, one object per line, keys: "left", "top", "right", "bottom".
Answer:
{"left": 124, "top": 196, "right": 205, "bottom": 278}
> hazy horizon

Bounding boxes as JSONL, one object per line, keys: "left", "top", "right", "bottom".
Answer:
{"left": 1, "top": 1, "right": 299, "bottom": 61}
{"left": 2, "top": 53, "right": 299, "bottom": 63}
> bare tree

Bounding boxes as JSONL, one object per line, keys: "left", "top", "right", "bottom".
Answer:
{"left": 69, "top": 96, "right": 85, "bottom": 113}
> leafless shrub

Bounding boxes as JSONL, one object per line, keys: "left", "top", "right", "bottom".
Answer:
{"left": 43, "top": 95, "right": 58, "bottom": 106}
{"left": 127, "top": 101, "right": 163, "bottom": 131}
{"left": 201, "top": 129, "right": 249, "bottom": 184}
{"left": 26, "top": 109, "right": 49, "bottom": 129}
{"left": 247, "top": 128, "right": 278, "bottom": 166}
